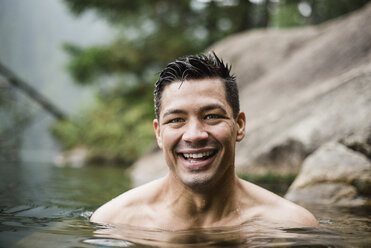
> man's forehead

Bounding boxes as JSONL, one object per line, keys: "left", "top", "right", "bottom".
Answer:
{"left": 159, "top": 78, "right": 231, "bottom": 116}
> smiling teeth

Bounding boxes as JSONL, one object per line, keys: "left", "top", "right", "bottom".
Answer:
{"left": 183, "top": 151, "right": 213, "bottom": 159}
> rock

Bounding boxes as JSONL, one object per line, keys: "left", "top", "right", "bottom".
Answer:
{"left": 340, "top": 131, "right": 371, "bottom": 160}
{"left": 285, "top": 142, "right": 371, "bottom": 205}
{"left": 235, "top": 64, "right": 371, "bottom": 174}
{"left": 53, "top": 146, "right": 88, "bottom": 168}
{"left": 285, "top": 183, "right": 366, "bottom": 206}
{"left": 209, "top": 27, "right": 319, "bottom": 90}
{"left": 130, "top": 151, "right": 168, "bottom": 187}
{"left": 212, "top": 3, "right": 371, "bottom": 174}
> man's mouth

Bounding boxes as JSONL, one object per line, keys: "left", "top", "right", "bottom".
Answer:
{"left": 179, "top": 150, "right": 217, "bottom": 162}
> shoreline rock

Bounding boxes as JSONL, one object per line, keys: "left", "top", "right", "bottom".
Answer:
{"left": 285, "top": 142, "right": 371, "bottom": 206}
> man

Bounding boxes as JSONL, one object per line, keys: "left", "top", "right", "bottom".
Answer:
{"left": 91, "top": 53, "right": 318, "bottom": 230}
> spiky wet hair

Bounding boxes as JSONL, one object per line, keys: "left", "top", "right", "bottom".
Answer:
{"left": 154, "top": 52, "right": 239, "bottom": 120}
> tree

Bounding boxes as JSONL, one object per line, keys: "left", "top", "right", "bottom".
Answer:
{"left": 54, "top": 0, "right": 257, "bottom": 165}
{"left": 272, "top": 0, "right": 370, "bottom": 27}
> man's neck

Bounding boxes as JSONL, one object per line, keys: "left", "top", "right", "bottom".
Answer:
{"left": 163, "top": 171, "right": 243, "bottom": 227}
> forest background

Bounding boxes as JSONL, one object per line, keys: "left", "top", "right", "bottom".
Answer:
{"left": 2, "top": 0, "right": 369, "bottom": 166}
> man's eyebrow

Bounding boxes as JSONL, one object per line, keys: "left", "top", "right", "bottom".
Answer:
{"left": 162, "top": 109, "right": 187, "bottom": 119}
{"left": 201, "top": 104, "right": 228, "bottom": 114}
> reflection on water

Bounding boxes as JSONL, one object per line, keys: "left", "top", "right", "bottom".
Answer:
{"left": 0, "top": 162, "right": 370, "bottom": 247}
{"left": 88, "top": 220, "right": 349, "bottom": 247}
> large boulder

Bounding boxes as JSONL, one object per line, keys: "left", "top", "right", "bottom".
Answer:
{"left": 234, "top": 63, "right": 371, "bottom": 174}
{"left": 213, "top": 3, "right": 371, "bottom": 174}
{"left": 285, "top": 142, "right": 371, "bottom": 206}
{"left": 130, "top": 3, "right": 371, "bottom": 186}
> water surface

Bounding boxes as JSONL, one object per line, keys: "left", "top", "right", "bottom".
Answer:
{"left": 0, "top": 162, "right": 369, "bottom": 247}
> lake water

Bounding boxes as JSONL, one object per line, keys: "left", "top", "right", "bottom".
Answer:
{"left": 0, "top": 162, "right": 370, "bottom": 247}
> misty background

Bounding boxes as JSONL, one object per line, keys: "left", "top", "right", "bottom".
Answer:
{"left": 0, "top": 0, "right": 113, "bottom": 162}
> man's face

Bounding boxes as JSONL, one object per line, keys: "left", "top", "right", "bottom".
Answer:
{"left": 153, "top": 78, "right": 245, "bottom": 191}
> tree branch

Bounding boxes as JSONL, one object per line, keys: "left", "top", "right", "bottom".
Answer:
{"left": 0, "top": 61, "right": 68, "bottom": 121}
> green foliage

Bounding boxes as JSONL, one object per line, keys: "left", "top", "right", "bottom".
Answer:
{"left": 239, "top": 173, "right": 297, "bottom": 196}
{"left": 54, "top": 0, "right": 370, "bottom": 165}
{"left": 239, "top": 172, "right": 297, "bottom": 184}
{"left": 308, "top": 0, "right": 371, "bottom": 24}
{"left": 273, "top": 0, "right": 371, "bottom": 27}
{"left": 271, "top": 3, "right": 304, "bottom": 27}
{"left": 52, "top": 87, "right": 155, "bottom": 165}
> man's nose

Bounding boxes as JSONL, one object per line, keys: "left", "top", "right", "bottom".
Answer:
{"left": 182, "top": 119, "right": 208, "bottom": 143}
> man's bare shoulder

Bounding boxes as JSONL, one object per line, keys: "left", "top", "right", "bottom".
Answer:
{"left": 90, "top": 177, "right": 165, "bottom": 225}
{"left": 238, "top": 179, "right": 318, "bottom": 227}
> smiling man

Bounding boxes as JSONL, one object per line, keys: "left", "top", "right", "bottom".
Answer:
{"left": 90, "top": 53, "right": 318, "bottom": 230}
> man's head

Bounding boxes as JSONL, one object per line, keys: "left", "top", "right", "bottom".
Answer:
{"left": 153, "top": 53, "right": 245, "bottom": 191}
{"left": 154, "top": 52, "right": 239, "bottom": 120}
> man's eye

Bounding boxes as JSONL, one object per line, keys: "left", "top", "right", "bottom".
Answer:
{"left": 204, "top": 114, "right": 221, "bottom": 120}
{"left": 168, "top": 118, "right": 184, "bottom": 123}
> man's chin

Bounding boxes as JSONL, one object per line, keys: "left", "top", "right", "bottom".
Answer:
{"left": 180, "top": 174, "right": 216, "bottom": 192}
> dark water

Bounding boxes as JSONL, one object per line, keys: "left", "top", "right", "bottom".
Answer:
{"left": 0, "top": 162, "right": 370, "bottom": 247}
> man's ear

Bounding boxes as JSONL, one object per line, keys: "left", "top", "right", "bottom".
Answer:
{"left": 236, "top": 112, "right": 246, "bottom": 142}
{"left": 153, "top": 119, "right": 163, "bottom": 149}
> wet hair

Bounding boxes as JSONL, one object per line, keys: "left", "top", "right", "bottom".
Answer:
{"left": 154, "top": 52, "right": 239, "bottom": 120}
